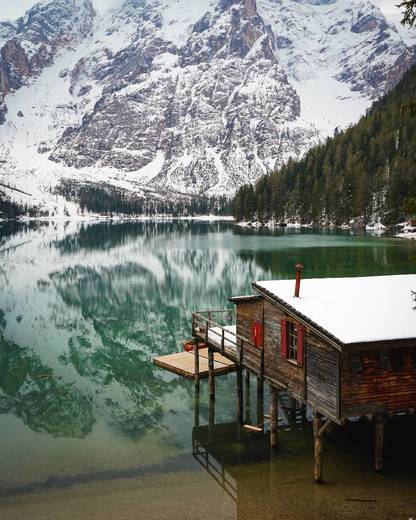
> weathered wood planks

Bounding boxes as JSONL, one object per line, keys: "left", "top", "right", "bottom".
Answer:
{"left": 153, "top": 348, "right": 236, "bottom": 380}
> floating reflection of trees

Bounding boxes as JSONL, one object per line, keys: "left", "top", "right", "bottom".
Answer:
{"left": 0, "top": 220, "right": 48, "bottom": 250}
{"left": 52, "top": 220, "right": 233, "bottom": 255}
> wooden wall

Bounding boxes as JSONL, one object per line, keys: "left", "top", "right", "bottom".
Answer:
{"left": 236, "top": 294, "right": 416, "bottom": 420}
{"left": 236, "top": 297, "right": 341, "bottom": 418}
{"left": 306, "top": 332, "right": 339, "bottom": 419}
{"left": 341, "top": 347, "right": 416, "bottom": 417}
{"left": 236, "top": 299, "right": 263, "bottom": 374}
{"left": 262, "top": 300, "right": 305, "bottom": 400}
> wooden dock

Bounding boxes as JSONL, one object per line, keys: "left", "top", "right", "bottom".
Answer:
{"left": 153, "top": 348, "right": 236, "bottom": 380}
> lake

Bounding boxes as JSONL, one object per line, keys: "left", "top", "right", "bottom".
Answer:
{"left": 1, "top": 220, "right": 416, "bottom": 519}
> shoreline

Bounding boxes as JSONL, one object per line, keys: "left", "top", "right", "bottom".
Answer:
{"left": 235, "top": 219, "right": 416, "bottom": 239}
{"left": 2, "top": 215, "right": 416, "bottom": 240}
{"left": 0, "top": 214, "right": 235, "bottom": 223}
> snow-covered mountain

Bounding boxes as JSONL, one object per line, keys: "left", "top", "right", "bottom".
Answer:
{"left": 0, "top": 0, "right": 415, "bottom": 212}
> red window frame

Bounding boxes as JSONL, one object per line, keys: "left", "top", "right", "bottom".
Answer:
{"left": 280, "top": 319, "right": 305, "bottom": 367}
{"left": 251, "top": 320, "right": 263, "bottom": 349}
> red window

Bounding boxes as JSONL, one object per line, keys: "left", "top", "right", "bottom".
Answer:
{"left": 251, "top": 320, "right": 263, "bottom": 348}
{"left": 280, "top": 319, "right": 305, "bottom": 366}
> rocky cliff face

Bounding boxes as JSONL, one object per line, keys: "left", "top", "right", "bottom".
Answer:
{"left": 50, "top": 0, "right": 319, "bottom": 193}
{"left": 0, "top": 0, "right": 415, "bottom": 207}
{"left": 0, "top": 0, "right": 95, "bottom": 123}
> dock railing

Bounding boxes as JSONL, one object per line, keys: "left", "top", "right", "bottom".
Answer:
{"left": 191, "top": 309, "right": 255, "bottom": 362}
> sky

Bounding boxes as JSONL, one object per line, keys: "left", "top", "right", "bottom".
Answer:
{"left": 0, "top": 0, "right": 405, "bottom": 22}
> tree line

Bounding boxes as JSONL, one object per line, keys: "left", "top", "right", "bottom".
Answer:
{"left": 57, "top": 180, "right": 232, "bottom": 217}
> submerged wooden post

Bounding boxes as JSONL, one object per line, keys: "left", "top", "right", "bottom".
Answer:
{"left": 270, "top": 385, "right": 279, "bottom": 449}
{"left": 194, "top": 336, "right": 200, "bottom": 394}
{"left": 208, "top": 346, "right": 215, "bottom": 401}
{"left": 374, "top": 415, "right": 385, "bottom": 472}
{"left": 245, "top": 370, "right": 251, "bottom": 424}
{"left": 313, "top": 411, "right": 324, "bottom": 484}
{"left": 236, "top": 366, "right": 243, "bottom": 425}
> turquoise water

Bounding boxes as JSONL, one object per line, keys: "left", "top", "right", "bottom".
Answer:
{"left": 1, "top": 220, "right": 416, "bottom": 518}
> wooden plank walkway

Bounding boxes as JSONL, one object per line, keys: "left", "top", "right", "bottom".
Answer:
{"left": 153, "top": 348, "right": 236, "bottom": 380}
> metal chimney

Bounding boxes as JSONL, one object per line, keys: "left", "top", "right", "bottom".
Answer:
{"left": 294, "top": 264, "right": 304, "bottom": 298}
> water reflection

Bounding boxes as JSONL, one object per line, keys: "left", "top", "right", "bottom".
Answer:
{"left": 0, "top": 311, "right": 94, "bottom": 438}
{"left": 0, "top": 220, "right": 415, "bottom": 494}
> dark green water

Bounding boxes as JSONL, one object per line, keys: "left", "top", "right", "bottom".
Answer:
{"left": 1, "top": 220, "right": 416, "bottom": 519}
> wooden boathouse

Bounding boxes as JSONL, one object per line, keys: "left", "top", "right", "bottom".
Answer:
{"left": 154, "top": 269, "right": 416, "bottom": 483}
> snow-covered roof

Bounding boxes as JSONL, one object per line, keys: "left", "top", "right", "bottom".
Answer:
{"left": 254, "top": 275, "right": 416, "bottom": 345}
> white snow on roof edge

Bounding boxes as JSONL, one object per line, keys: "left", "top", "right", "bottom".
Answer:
{"left": 254, "top": 275, "right": 416, "bottom": 345}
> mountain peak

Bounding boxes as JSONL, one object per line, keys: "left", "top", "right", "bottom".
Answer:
{"left": 0, "top": 0, "right": 415, "bottom": 211}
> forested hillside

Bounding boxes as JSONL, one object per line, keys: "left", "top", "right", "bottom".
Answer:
{"left": 233, "top": 65, "right": 416, "bottom": 227}
{"left": 57, "top": 180, "right": 232, "bottom": 218}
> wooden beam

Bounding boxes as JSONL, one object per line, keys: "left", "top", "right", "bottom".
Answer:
{"left": 236, "top": 366, "right": 243, "bottom": 425}
{"left": 257, "top": 379, "right": 264, "bottom": 427}
{"left": 194, "top": 392, "right": 200, "bottom": 429}
{"left": 313, "top": 412, "right": 324, "bottom": 484}
{"left": 270, "top": 385, "right": 279, "bottom": 449}
{"left": 374, "top": 415, "right": 385, "bottom": 472}
{"left": 245, "top": 370, "right": 251, "bottom": 424}
{"left": 243, "top": 424, "right": 263, "bottom": 433}
{"left": 317, "top": 418, "right": 333, "bottom": 438}
{"left": 194, "top": 336, "right": 200, "bottom": 394}
{"left": 257, "top": 376, "right": 264, "bottom": 396}
{"left": 208, "top": 347, "right": 215, "bottom": 401}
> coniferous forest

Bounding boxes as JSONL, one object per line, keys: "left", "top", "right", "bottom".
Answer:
{"left": 57, "top": 180, "right": 232, "bottom": 217}
{"left": 233, "top": 65, "right": 416, "bottom": 227}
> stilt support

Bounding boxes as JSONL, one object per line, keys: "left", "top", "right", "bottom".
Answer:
{"left": 313, "top": 412, "right": 324, "bottom": 484}
{"left": 236, "top": 366, "right": 243, "bottom": 425}
{"left": 374, "top": 415, "right": 385, "bottom": 472}
{"left": 193, "top": 391, "right": 200, "bottom": 429}
{"left": 270, "top": 385, "right": 279, "bottom": 449}
{"left": 194, "top": 336, "right": 200, "bottom": 394}
{"left": 208, "top": 347, "right": 215, "bottom": 401}
{"left": 257, "top": 377, "right": 264, "bottom": 397}
{"left": 245, "top": 371, "right": 251, "bottom": 424}
{"left": 257, "top": 379, "right": 264, "bottom": 427}
{"left": 208, "top": 398, "right": 215, "bottom": 442}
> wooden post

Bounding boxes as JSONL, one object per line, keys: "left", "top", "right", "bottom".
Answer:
{"left": 257, "top": 376, "right": 264, "bottom": 397}
{"left": 236, "top": 366, "right": 243, "bottom": 425}
{"left": 208, "top": 397, "right": 215, "bottom": 442}
{"left": 313, "top": 411, "right": 324, "bottom": 484}
{"left": 270, "top": 385, "right": 279, "bottom": 449}
{"left": 257, "top": 377, "right": 264, "bottom": 427}
{"left": 374, "top": 415, "right": 385, "bottom": 472}
{"left": 194, "top": 390, "right": 200, "bottom": 429}
{"left": 208, "top": 346, "right": 215, "bottom": 401}
{"left": 300, "top": 403, "right": 307, "bottom": 424}
{"left": 194, "top": 336, "right": 200, "bottom": 394}
{"left": 245, "top": 370, "right": 251, "bottom": 424}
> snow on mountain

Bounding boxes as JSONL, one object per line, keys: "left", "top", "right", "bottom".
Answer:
{"left": 0, "top": 0, "right": 415, "bottom": 214}
{"left": 258, "top": 0, "right": 416, "bottom": 133}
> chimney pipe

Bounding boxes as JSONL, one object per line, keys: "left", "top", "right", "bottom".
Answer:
{"left": 294, "top": 263, "right": 304, "bottom": 298}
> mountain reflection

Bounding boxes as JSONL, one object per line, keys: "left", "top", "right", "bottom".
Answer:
{"left": 0, "top": 220, "right": 414, "bottom": 446}
{"left": 0, "top": 312, "right": 95, "bottom": 438}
